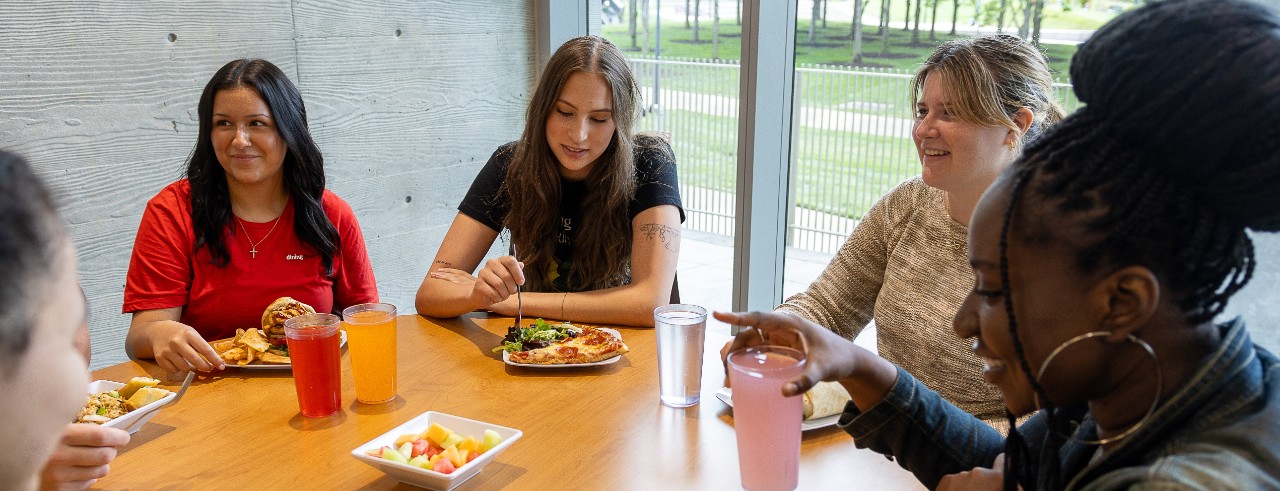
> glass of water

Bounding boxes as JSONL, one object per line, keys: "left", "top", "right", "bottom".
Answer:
{"left": 654, "top": 304, "right": 708, "bottom": 407}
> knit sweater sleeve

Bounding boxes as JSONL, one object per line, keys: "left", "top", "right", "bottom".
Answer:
{"left": 775, "top": 179, "right": 910, "bottom": 339}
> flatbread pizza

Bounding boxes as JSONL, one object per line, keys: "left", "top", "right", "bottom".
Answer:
{"left": 494, "top": 319, "right": 628, "bottom": 365}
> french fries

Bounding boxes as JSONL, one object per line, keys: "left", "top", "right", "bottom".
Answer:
{"left": 213, "top": 328, "right": 291, "bottom": 365}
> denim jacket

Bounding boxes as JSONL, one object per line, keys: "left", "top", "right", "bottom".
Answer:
{"left": 838, "top": 319, "right": 1280, "bottom": 490}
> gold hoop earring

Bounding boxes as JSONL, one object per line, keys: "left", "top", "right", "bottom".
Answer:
{"left": 1006, "top": 140, "right": 1017, "bottom": 150}
{"left": 1036, "top": 331, "right": 1162, "bottom": 446}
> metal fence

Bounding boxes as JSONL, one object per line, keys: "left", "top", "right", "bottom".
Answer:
{"left": 627, "top": 57, "right": 1080, "bottom": 254}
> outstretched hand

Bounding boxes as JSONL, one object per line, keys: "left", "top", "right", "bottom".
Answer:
{"left": 715, "top": 310, "right": 862, "bottom": 397}
{"left": 937, "top": 454, "right": 1013, "bottom": 491}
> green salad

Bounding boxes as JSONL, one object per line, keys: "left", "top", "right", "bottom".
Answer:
{"left": 493, "top": 318, "right": 582, "bottom": 353}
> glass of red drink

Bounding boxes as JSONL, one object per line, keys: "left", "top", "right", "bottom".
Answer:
{"left": 284, "top": 313, "right": 343, "bottom": 417}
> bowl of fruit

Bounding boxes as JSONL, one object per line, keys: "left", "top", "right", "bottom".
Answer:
{"left": 351, "top": 411, "right": 522, "bottom": 490}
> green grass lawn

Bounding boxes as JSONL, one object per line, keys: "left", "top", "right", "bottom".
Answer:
{"left": 604, "top": 12, "right": 1083, "bottom": 78}
{"left": 645, "top": 108, "right": 918, "bottom": 220}
{"left": 607, "top": 2, "right": 1103, "bottom": 224}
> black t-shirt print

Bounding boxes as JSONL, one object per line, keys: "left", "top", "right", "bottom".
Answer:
{"left": 549, "top": 179, "right": 586, "bottom": 291}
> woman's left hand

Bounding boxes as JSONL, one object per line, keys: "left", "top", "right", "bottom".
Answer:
{"left": 429, "top": 268, "right": 478, "bottom": 286}
{"left": 937, "top": 454, "right": 1013, "bottom": 491}
{"left": 428, "top": 268, "right": 520, "bottom": 316}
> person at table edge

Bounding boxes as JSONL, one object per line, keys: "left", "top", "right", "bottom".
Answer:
{"left": 123, "top": 59, "right": 378, "bottom": 373}
{"left": 0, "top": 150, "right": 98, "bottom": 491}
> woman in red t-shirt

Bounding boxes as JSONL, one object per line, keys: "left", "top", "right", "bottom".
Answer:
{"left": 123, "top": 59, "right": 378, "bottom": 373}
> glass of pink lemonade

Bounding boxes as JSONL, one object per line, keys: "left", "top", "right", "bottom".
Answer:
{"left": 727, "top": 346, "right": 807, "bottom": 491}
{"left": 342, "top": 303, "right": 398, "bottom": 404}
{"left": 284, "top": 313, "right": 343, "bottom": 417}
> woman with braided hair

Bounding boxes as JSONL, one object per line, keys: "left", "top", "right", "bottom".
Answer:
{"left": 717, "top": 0, "right": 1280, "bottom": 489}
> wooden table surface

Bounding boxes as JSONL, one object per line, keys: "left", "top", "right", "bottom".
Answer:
{"left": 91, "top": 313, "right": 924, "bottom": 490}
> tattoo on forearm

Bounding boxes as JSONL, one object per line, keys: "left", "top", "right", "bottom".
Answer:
{"left": 639, "top": 224, "right": 680, "bottom": 253}
{"left": 433, "top": 260, "right": 452, "bottom": 268}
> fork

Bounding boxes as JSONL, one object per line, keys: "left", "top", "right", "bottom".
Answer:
{"left": 129, "top": 370, "right": 195, "bottom": 420}
{"left": 509, "top": 241, "right": 523, "bottom": 328}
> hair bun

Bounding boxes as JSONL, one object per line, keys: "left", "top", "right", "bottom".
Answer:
{"left": 1069, "top": 0, "right": 1280, "bottom": 231}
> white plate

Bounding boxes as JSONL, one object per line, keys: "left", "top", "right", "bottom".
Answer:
{"left": 351, "top": 411, "right": 523, "bottom": 491}
{"left": 500, "top": 328, "right": 624, "bottom": 368}
{"left": 223, "top": 330, "right": 347, "bottom": 370}
{"left": 84, "top": 380, "right": 177, "bottom": 434}
{"left": 714, "top": 386, "right": 840, "bottom": 431}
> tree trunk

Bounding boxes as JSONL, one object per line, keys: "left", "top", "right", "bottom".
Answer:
{"left": 642, "top": 0, "right": 651, "bottom": 54}
{"left": 997, "top": 0, "right": 1008, "bottom": 33}
{"left": 696, "top": 0, "right": 706, "bottom": 42}
{"left": 736, "top": 0, "right": 741, "bottom": 25}
{"left": 950, "top": 0, "right": 959, "bottom": 35}
{"left": 904, "top": 0, "right": 913, "bottom": 31}
{"left": 1031, "top": 0, "right": 1045, "bottom": 47}
{"left": 929, "top": 0, "right": 939, "bottom": 40}
{"left": 629, "top": 0, "right": 639, "bottom": 50}
{"left": 686, "top": 0, "right": 691, "bottom": 27}
{"left": 823, "top": 0, "right": 829, "bottom": 28}
{"left": 1020, "top": 0, "right": 1033, "bottom": 39}
{"left": 852, "top": 0, "right": 866, "bottom": 65}
{"left": 881, "top": 0, "right": 891, "bottom": 54}
{"left": 808, "top": 0, "right": 820, "bottom": 45}
{"left": 713, "top": 0, "right": 721, "bottom": 58}
{"left": 912, "top": 0, "right": 923, "bottom": 43}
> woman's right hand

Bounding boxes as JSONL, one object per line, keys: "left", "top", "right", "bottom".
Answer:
{"left": 465, "top": 256, "right": 525, "bottom": 307}
{"left": 716, "top": 310, "right": 862, "bottom": 397}
{"left": 127, "top": 308, "right": 224, "bottom": 373}
{"left": 147, "top": 322, "right": 224, "bottom": 373}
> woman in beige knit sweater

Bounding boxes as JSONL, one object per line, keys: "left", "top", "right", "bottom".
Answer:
{"left": 777, "top": 35, "right": 1065, "bottom": 427}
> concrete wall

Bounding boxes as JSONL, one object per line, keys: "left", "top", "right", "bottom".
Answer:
{"left": 0, "top": 1, "right": 535, "bottom": 370}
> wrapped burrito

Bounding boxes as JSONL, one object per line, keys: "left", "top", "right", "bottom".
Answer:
{"left": 802, "top": 381, "right": 852, "bottom": 420}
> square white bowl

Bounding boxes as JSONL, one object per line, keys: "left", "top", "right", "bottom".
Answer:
{"left": 351, "top": 411, "right": 523, "bottom": 490}
{"left": 85, "top": 380, "right": 176, "bottom": 434}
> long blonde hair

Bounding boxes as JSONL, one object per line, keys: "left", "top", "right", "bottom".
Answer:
{"left": 505, "top": 36, "right": 642, "bottom": 292}
{"left": 912, "top": 34, "right": 1066, "bottom": 147}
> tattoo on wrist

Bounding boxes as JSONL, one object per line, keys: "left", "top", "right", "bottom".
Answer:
{"left": 639, "top": 224, "right": 680, "bottom": 253}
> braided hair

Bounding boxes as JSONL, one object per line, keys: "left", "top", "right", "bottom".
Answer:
{"left": 992, "top": 1, "right": 1280, "bottom": 488}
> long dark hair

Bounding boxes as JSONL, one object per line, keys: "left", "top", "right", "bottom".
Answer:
{"left": 0, "top": 150, "right": 65, "bottom": 372}
{"left": 505, "top": 36, "right": 648, "bottom": 292}
{"left": 993, "top": 1, "right": 1280, "bottom": 488}
{"left": 187, "top": 59, "right": 338, "bottom": 274}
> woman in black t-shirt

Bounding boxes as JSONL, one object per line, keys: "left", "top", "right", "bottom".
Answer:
{"left": 415, "top": 36, "right": 684, "bottom": 327}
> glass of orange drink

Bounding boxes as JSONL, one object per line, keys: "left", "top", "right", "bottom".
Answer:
{"left": 341, "top": 303, "right": 398, "bottom": 404}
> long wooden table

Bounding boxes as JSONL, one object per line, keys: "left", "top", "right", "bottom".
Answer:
{"left": 92, "top": 313, "right": 924, "bottom": 490}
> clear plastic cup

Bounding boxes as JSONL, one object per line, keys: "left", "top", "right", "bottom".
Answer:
{"left": 654, "top": 304, "right": 708, "bottom": 407}
{"left": 342, "top": 303, "right": 398, "bottom": 404}
{"left": 728, "top": 346, "right": 807, "bottom": 491}
{"left": 284, "top": 313, "right": 343, "bottom": 417}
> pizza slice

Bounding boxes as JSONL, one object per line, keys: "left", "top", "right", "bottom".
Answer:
{"left": 508, "top": 327, "right": 629, "bottom": 365}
